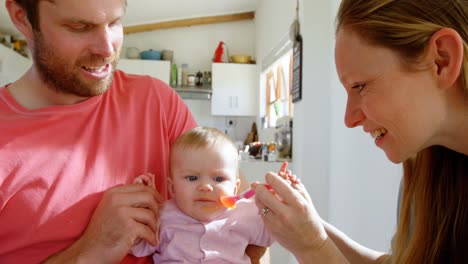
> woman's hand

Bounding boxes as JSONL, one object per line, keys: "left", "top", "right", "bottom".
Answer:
{"left": 254, "top": 171, "right": 328, "bottom": 260}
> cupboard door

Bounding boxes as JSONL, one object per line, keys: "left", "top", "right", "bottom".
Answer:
{"left": 211, "top": 63, "right": 258, "bottom": 116}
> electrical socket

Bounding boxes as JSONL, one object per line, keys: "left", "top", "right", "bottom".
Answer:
{"left": 225, "top": 118, "right": 237, "bottom": 127}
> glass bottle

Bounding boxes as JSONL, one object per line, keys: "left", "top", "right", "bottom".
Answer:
{"left": 181, "top": 63, "right": 188, "bottom": 87}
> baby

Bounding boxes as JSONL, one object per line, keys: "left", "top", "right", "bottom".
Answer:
{"left": 131, "top": 126, "right": 273, "bottom": 263}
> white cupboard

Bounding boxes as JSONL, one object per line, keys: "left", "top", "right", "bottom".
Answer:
{"left": 211, "top": 63, "right": 258, "bottom": 116}
{"left": 117, "top": 59, "right": 170, "bottom": 84}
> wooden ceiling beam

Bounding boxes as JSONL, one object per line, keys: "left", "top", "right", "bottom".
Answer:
{"left": 123, "top": 11, "right": 255, "bottom": 34}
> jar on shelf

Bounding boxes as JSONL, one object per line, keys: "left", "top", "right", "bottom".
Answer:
{"left": 187, "top": 74, "right": 196, "bottom": 86}
{"left": 203, "top": 71, "right": 211, "bottom": 88}
{"left": 181, "top": 63, "right": 188, "bottom": 86}
{"left": 195, "top": 71, "right": 203, "bottom": 87}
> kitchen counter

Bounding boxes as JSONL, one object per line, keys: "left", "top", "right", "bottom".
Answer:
{"left": 239, "top": 160, "right": 293, "bottom": 183}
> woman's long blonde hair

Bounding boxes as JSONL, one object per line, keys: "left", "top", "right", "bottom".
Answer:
{"left": 336, "top": 0, "right": 468, "bottom": 263}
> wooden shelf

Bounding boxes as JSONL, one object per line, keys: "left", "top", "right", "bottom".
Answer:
{"left": 124, "top": 12, "right": 255, "bottom": 34}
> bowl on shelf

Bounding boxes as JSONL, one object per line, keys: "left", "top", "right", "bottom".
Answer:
{"left": 230, "top": 54, "right": 251, "bottom": 64}
{"left": 140, "top": 49, "right": 162, "bottom": 60}
{"left": 125, "top": 47, "right": 140, "bottom": 59}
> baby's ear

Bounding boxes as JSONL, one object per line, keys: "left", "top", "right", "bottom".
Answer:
{"left": 167, "top": 177, "right": 175, "bottom": 198}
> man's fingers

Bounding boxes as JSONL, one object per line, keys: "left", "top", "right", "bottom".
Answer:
{"left": 133, "top": 220, "right": 158, "bottom": 246}
{"left": 106, "top": 184, "right": 162, "bottom": 206}
{"left": 128, "top": 207, "right": 159, "bottom": 233}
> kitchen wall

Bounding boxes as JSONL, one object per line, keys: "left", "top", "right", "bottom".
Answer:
{"left": 123, "top": 21, "right": 257, "bottom": 143}
{"left": 0, "top": 2, "right": 402, "bottom": 261}
{"left": 0, "top": 20, "right": 257, "bottom": 143}
{"left": 256, "top": 0, "right": 401, "bottom": 263}
{"left": 0, "top": 44, "right": 31, "bottom": 86}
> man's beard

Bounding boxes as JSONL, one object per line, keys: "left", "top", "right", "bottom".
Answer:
{"left": 33, "top": 31, "right": 119, "bottom": 98}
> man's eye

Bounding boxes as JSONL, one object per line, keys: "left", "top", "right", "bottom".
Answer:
{"left": 109, "top": 19, "right": 122, "bottom": 27}
{"left": 187, "top": 176, "right": 198, "bottom": 181}
{"left": 68, "top": 24, "right": 90, "bottom": 32}
{"left": 214, "top": 176, "right": 224, "bottom": 182}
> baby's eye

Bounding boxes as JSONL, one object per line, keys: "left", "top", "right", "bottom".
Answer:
{"left": 186, "top": 176, "right": 198, "bottom": 181}
{"left": 352, "top": 83, "right": 366, "bottom": 93}
{"left": 214, "top": 176, "right": 224, "bottom": 182}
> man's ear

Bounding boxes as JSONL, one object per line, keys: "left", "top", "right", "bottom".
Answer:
{"left": 5, "top": 0, "right": 34, "bottom": 41}
{"left": 167, "top": 177, "right": 175, "bottom": 198}
{"left": 427, "top": 27, "right": 464, "bottom": 89}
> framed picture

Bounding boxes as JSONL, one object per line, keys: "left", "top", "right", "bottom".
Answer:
{"left": 292, "top": 35, "right": 302, "bottom": 103}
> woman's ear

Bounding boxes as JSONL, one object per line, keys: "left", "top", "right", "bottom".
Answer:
{"left": 427, "top": 28, "right": 464, "bottom": 89}
{"left": 5, "top": 0, "right": 34, "bottom": 41}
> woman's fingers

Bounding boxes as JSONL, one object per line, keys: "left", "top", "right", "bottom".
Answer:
{"left": 265, "top": 172, "right": 308, "bottom": 205}
{"left": 254, "top": 183, "right": 287, "bottom": 215}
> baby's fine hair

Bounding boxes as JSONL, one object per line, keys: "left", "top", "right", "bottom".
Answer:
{"left": 171, "top": 126, "right": 238, "bottom": 155}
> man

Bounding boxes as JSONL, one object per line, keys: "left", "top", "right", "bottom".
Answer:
{"left": 0, "top": 0, "right": 267, "bottom": 263}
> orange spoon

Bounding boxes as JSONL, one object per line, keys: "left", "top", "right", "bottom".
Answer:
{"left": 219, "top": 161, "right": 288, "bottom": 209}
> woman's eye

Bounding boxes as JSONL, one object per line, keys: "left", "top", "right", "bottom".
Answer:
{"left": 187, "top": 176, "right": 198, "bottom": 181}
{"left": 214, "top": 176, "right": 224, "bottom": 182}
{"left": 352, "top": 83, "right": 366, "bottom": 93}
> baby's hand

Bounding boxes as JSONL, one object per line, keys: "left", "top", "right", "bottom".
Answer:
{"left": 134, "top": 173, "right": 156, "bottom": 189}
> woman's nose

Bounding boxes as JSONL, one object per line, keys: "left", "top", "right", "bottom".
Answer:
{"left": 344, "top": 96, "right": 365, "bottom": 128}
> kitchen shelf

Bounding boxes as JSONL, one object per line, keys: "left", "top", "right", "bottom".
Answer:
{"left": 174, "top": 86, "right": 212, "bottom": 100}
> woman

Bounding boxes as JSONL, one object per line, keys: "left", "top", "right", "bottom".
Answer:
{"left": 254, "top": 0, "right": 468, "bottom": 263}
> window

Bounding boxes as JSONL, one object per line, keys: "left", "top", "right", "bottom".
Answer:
{"left": 261, "top": 50, "right": 293, "bottom": 128}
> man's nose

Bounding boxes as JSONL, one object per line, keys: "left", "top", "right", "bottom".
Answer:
{"left": 89, "top": 26, "right": 115, "bottom": 58}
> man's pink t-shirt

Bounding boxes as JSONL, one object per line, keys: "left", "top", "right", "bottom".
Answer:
{"left": 0, "top": 71, "right": 197, "bottom": 263}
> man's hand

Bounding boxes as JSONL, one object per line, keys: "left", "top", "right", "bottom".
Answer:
{"left": 43, "top": 183, "right": 162, "bottom": 264}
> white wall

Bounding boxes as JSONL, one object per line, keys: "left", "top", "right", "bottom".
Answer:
{"left": 255, "top": 2, "right": 297, "bottom": 262}
{"left": 255, "top": 0, "right": 402, "bottom": 262}
{"left": 326, "top": 0, "right": 401, "bottom": 252}
{"left": 0, "top": 44, "right": 31, "bottom": 86}
{"left": 123, "top": 21, "right": 257, "bottom": 142}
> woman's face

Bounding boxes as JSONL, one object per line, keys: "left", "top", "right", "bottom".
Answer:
{"left": 334, "top": 28, "right": 446, "bottom": 163}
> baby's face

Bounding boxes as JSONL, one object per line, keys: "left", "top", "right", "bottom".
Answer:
{"left": 169, "top": 144, "right": 240, "bottom": 222}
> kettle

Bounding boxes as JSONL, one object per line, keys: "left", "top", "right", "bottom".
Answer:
{"left": 213, "top": 41, "right": 230, "bottom": 63}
